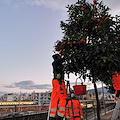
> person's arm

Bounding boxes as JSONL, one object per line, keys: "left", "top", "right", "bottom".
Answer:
{"left": 52, "top": 58, "right": 64, "bottom": 74}
{"left": 52, "top": 61, "right": 61, "bottom": 79}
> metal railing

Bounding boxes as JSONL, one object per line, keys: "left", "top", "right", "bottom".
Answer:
{"left": 0, "top": 100, "right": 115, "bottom": 120}
{"left": 80, "top": 100, "right": 115, "bottom": 120}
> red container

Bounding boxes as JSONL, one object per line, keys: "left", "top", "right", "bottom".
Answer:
{"left": 73, "top": 85, "right": 86, "bottom": 95}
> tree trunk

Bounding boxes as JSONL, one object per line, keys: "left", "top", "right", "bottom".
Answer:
{"left": 93, "top": 79, "right": 101, "bottom": 120}
{"left": 102, "top": 82, "right": 106, "bottom": 114}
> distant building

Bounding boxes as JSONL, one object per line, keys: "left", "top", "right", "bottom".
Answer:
{"left": 1, "top": 91, "right": 51, "bottom": 105}
{"left": 38, "top": 91, "right": 51, "bottom": 106}
{"left": 1, "top": 93, "right": 19, "bottom": 102}
{"left": 30, "top": 91, "right": 51, "bottom": 106}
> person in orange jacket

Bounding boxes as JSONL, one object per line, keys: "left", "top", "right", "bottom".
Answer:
{"left": 65, "top": 92, "right": 83, "bottom": 120}
{"left": 49, "top": 54, "right": 68, "bottom": 120}
{"left": 112, "top": 71, "right": 120, "bottom": 102}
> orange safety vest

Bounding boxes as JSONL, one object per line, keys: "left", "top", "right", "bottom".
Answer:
{"left": 112, "top": 71, "right": 120, "bottom": 101}
{"left": 50, "top": 79, "right": 67, "bottom": 118}
{"left": 66, "top": 99, "right": 83, "bottom": 120}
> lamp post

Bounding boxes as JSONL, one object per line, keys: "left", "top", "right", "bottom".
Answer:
{"left": 18, "top": 91, "right": 21, "bottom": 113}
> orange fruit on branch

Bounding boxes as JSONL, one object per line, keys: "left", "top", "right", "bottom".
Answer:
{"left": 55, "top": 47, "right": 59, "bottom": 51}
{"left": 91, "top": 17, "right": 95, "bottom": 21}
{"left": 59, "top": 50, "right": 62, "bottom": 54}
{"left": 68, "top": 41, "right": 70, "bottom": 44}
{"left": 73, "top": 41, "right": 76, "bottom": 44}
{"left": 79, "top": 39, "right": 86, "bottom": 44}
{"left": 97, "top": 19, "right": 100, "bottom": 22}
{"left": 105, "top": 17, "right": 109, "bottom": 20}
{"left": 59, "top": 49, "right": 65, "bottom": 54}
{"left": 81, "top": 8, "right": 84, "bottom": 11}
{"left": 95, "top": 26, "right": 98, "bottom": 29}
{"left": 63, "top": 42, "right": 66, "bottom": 44}
{"left": 61, "top": 43, "right": 64, "bottom": 46}
{"left": 94, "top": 8, "right": 98, "bottom": 13}
{"left": 74, "top": 46, "right": 77, "bottom": 49}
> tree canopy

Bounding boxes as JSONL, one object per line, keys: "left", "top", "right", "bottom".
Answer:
{"left": 54, "top": 0, "right": 120, "bottom": 84}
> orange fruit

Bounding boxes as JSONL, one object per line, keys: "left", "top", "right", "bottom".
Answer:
{"left": 87, "top": 5, "right": 89, "bottom": 7}
{"left": 91, "top": 17, "right": 95, "bottom": 21}
{"left": 97, "top": 19, "right": 100, "bottom": 22}
{"left": 61, "top": 43, "right": 64, "bottom": 45}
{"left": 68, "top": 41, "right": 70, "bottom": 44}
{"left": 105, "top": 17, "right": 109, "bottom": 19}
{"left": 81, "top": 8, "right": 84, "bottom": 11}
{"left": 94, "top": 8, "right": 98, "bottom": 13}
{"left": 73, "top": 41, "right": 76, "bottom": 44}
{"left": 59, "top": 50, "right": 62, "bottom": 54}
{"left": 95, "top": 26, "right": 97, "bottom": 29}
{"left": 74, "top": 46, "right": 77, "bottom": 49}
{"left": 79, "top": 39, "right": 86, "bottom": 44}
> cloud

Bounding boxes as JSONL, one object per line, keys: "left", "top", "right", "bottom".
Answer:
{"left": 4, "top": 80, "right": 52, "bottom": 90}
{"left": 1, "top": 0, "right": 75, "bottom": 11}
{"left": 1, "top": 0, "right": 120, "bottom": 15}
{"left": 24, "top": 0, "right": 75, "bottom": 11}
{"left": 4, "top": 80, "right": 93, "bottom": 90}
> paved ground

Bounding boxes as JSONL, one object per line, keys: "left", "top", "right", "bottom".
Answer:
{"left": 90, "top": 110, "right": 113, "bottom": 120}
{"left": 100, "top": 110, "right": 113, "bottom": 120}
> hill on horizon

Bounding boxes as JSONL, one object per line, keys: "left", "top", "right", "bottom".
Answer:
{"left": 87, "top": 87, "right": 113, "bottom": 94}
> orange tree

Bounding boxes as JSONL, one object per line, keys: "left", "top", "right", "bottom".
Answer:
{"left": 54, "top": 0, "right": 120, "bottom": 119}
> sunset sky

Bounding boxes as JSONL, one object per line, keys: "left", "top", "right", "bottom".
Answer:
{"left": 0, "top": 0, "right": 120, "bottom": 95}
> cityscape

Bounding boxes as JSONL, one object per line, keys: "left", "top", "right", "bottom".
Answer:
{"left": 0, "top": 88, "right": 115, "bottom": 120}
